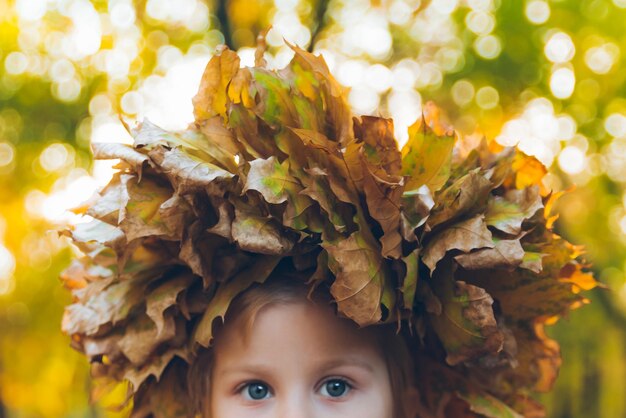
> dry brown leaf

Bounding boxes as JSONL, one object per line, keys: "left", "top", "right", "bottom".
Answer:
{"left": 455, "top": 239, "right": 525, "bottom": 271}
{"left": 423, "top": 215, "right": 494, "bottom": 273}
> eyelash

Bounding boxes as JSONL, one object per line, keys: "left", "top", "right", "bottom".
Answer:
{"left": 236, "top": 377, "right": 354, "bottom": 401}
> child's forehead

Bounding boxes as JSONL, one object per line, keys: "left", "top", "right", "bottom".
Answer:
{"left": 212, "top": 301, "right": 389, "bottom": 377}
{"left": 217, "top": 300, "right": 384, "bottom": 353}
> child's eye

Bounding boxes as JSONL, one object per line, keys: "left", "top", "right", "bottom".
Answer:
{"left": 319, "top": 378, "right": 352, "bottom": 398}
{"left": 240, "top": 381, "right": 272, "bottom": 401}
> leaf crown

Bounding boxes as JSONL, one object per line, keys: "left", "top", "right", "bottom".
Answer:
{"left": 61, "top": 42, "right": 598, "bottom": 417}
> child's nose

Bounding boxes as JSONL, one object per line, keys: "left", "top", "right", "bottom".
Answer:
{"left": 276, "top": 392, "right": 314, "bottom": 418}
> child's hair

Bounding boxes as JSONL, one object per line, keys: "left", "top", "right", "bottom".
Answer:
{"left": 187, "top": 274, "right": 417, "bottom": 418}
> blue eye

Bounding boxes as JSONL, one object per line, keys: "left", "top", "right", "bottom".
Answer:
{"left": 242, "top": 382, "right": 271, "bottom": 400}
{"left": 321, "top": 379, "right": 351, "bottom": 398}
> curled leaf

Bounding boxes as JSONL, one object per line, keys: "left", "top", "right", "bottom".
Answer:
{"left": 423, "top": 215, "right": 494, "bottom": 273}
{"left": 361, "top": 162, "right": 404, "bottom": 259}
{"left": 428, "top": 261, "right": 503, "bottom": 365}
{"left": 485, "top": 186, "right": 543, "bottom": 235}
{"left": 455, "top": 239, "right": 525, "bottom": 271}
{"left": 193, "top": 48, "right": 240, "bottom": 121}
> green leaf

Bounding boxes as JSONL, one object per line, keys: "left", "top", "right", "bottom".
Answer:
{"left": 288, "top": 44, "right": 353, "bottom": 145}
{"left": 228, "top": 103, "right": 280, "bottom": 159}
{"left": 299, "top": 167, "right": 354, "bottom": 232}
{"left": 428, "top": 169, "right": 493, "bottom": 228}
{"left": 428, "top": 261, "right": 503, "bottom": 365}
{"left": 485, "top": 186, "right": 544, "bottom": 235}
{"left": 252, "top": 68, "right": 299, "bottom": 128}
{"left": 119, "top": 175, "right": 176, "bottom": 242}
{"left": 456, "top": 392, "right": 523, "bottom": 418}
{"left": 519, "top": 251, "right": 545, "bottom": 273}
{"left": 401, "top": 114, "right": 456, "bottom": 192}
{"left": 401, "top": 248, "right": 420, "bottom": 311}
{"left": 243, "top": 156, "right": 305, "bottom": 205}
{"left": 400, "top": 186, "right": 434, "bottom": 242}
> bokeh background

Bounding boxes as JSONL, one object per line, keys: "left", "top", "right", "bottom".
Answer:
{"left": 0, "top": 0, "right": 625, "bottom": 416}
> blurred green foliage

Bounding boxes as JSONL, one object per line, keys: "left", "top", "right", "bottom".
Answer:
{"left": 0, "top": 0, "right": 625, "bottom": 416}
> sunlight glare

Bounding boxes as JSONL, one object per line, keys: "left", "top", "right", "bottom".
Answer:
{"left": 0, "top": 142, "right": 15, "bottom": 167}
{"left": 466, "top": 11, "right": 495, "bottom": 35}
{"left": 620, "top": 214, "right": 626, "bottom": 235}
{"left": 68, "top": 0, "right": 102, "bottom": 58}
{"left": 39, "top": 143, "right": 73, "bottom": 172}
{"left": 365, "top": 64, "right": 392, "bottom": 93}
{"left": 140, "top": 53, "right": 211, "bottom": 130}
{"left": 15, "top": 0, "right": 46, "bottom": 22}
{"left": 4, "top": 52, "right": 28, "bottom": 75}
{"left": 558, "top": 146, "right": 586, "bottom": 174}
{"left": 475, "top": 86, "right": 499, "bottom": 109}
{"left": 550, "top": 67, "right": 575, "bottom": 99}
{"left": 28, "top": 172, "right": 101, "bottom": 224}
{"left": 525, "top": 0, "right": 550, "bottom": 24}
{"left": 388, "top": 90, "right": 422, "bottom": 146}
{"left": 474, "top": 34, "right": 502, "bottom": 59}
{"left": 91, "top": 116, "right": 133, "bottom": 144}
{"left": 544, "top": 32, "right": 575, "bottom": 63}
{"left": 0, "top": 244, "right": 15, "bottom": 295}
{"left": 585, "top": 44, "right": 619, "bottom": 74}
{"left": 604, "top": 113, "right": 626, "bottom": 137}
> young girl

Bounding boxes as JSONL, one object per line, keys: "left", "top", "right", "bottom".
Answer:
{"left": 190, "top": 275, "right": 419, "bottom": 418}
{"left": 61, "top": 42, "right": 596, "bottom": 418}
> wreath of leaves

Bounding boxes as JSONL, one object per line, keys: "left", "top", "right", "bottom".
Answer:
{"left": 60, "top": 42, "right": 598, "bottom": 417}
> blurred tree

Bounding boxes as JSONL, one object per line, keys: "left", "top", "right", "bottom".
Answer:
{"left": 1, "top": 0, "right": 625, "bottom": 416}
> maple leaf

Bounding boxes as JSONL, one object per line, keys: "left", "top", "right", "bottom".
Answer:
{"left": 324, "top": 229, "right": 395, "bottom": 325}
{"left": 402, "top": 112, "right": 456, "bottom": 193}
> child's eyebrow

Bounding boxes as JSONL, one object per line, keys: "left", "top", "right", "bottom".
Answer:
{"left": 316, "top": 356, "right": 376, "bottom": 374}
{"left": 217, "top": 364, "right": 275, "bottom": 378}
{"left": 217, "top": 356, "right": 375, "bottom": 377}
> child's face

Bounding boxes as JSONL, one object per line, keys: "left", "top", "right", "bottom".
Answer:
{"left": 209, "top": 300, "right": 395, "bottom": 418}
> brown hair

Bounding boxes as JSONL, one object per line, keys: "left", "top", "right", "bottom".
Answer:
{"left": 187, "top": 275, "right": 417, "bottom": 418}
